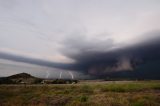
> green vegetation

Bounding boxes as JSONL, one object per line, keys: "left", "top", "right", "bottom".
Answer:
{"left": 0, "top": 81, "right": 160, "bottom": 106}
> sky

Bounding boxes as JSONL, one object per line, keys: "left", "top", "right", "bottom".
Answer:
{"left": 0, "top": 0, "right": 160, "bottom": 79}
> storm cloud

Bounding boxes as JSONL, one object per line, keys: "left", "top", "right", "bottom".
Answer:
{"left": 0, "top": 31, "right": 160, "bottom": 79}
{"left": 0, "top": 0, "right": 160, "bottom": 79}
{"left": 61, "top": 31, "right": 160, "bottom": 77}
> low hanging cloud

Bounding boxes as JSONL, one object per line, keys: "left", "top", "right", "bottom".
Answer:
{"left": 108, "top": 57, "right": 133, "bottom": 72}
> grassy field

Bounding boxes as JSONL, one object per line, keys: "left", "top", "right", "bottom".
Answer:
{"left": 0, "top": 81, "right": 160, "bottom": 106}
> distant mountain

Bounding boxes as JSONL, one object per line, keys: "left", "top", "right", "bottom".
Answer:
{"left": 0, "top": 73, "right": 42, "bottom": 84}
{"left": 7, "top": 73, "right": 34, "bottom": 79}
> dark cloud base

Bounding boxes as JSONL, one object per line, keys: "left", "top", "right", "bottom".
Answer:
{"left": 95, "top": 61, "right": 160, "bottom": 80}
{"left": 72, "top": 36, "right": 160, "bottom": 79}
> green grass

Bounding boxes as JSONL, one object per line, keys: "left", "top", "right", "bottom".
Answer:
{"left": 0, "top": 81, "right": 160, "bottom": 106}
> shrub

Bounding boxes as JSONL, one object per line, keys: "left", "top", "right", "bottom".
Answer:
{"left": 79, "top": 95, "right": 88, "bottom": 102}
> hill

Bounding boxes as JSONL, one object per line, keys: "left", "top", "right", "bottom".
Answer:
{"left": 7, "top": 73, "right": 34, "bottom": 79}
{"left": 0, "top": 73, "right": 42, "bottom": 84}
